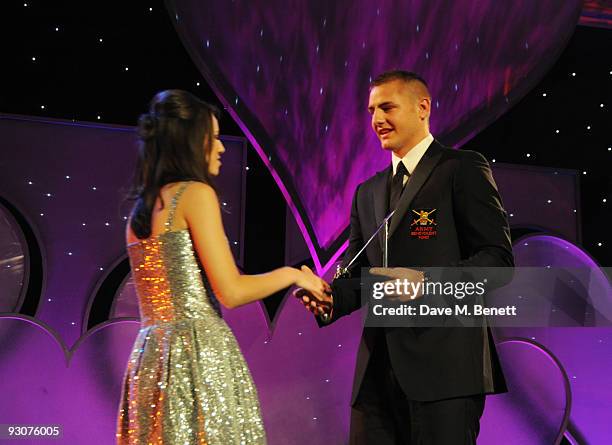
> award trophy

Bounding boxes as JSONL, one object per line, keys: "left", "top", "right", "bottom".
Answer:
{"left": 333, "top": 210, "right": 396, "bottom": 279}
{"left": 310, "top": 210, "right": 396, "bottom": 322}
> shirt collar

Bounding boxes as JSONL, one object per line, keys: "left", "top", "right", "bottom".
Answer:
{"left": 392, "top": 133, "right": 434, "bottom": 175}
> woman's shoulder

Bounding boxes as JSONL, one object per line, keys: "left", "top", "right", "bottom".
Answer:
{"left": 181, "top": 181, "right": 218, "bottom": 206}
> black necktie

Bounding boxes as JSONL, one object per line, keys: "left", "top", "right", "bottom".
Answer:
{"left": 389, "top": 161, "right": 409, "bottom": 211}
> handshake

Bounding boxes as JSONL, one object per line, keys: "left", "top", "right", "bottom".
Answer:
{"left": 292, "top": 265, "right": 334, "bottom": 319}
{"left": 293, "top": 265, "right": 426, "bottom": 322}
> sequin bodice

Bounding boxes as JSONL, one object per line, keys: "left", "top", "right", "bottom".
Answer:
{"left": 128, "top": 229, "right": 219, "bottom": 326}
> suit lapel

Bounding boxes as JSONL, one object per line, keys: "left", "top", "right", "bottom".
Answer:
{"left": 372, "top": 166, "right": 392, "bottom": 251}
{"left": 388, "top": 141, "right": 444, "bottom": 237}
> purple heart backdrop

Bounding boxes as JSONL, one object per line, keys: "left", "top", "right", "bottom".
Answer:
{"left": 166, "top": 0, "right": 583, "bottom": 270}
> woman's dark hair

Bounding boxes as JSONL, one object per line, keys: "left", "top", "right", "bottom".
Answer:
{"left": 128, "top": 89, "right": 220, "bottom": 239}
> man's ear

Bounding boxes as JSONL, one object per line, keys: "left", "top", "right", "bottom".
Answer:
{"left": 418, "top": 97, "right": 431, "bottom": 120}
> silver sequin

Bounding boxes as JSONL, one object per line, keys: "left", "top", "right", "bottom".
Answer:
{"left": 117, "top": 182, "right": 266, "bottom": 444}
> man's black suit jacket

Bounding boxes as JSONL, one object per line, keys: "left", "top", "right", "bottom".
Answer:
{"left": 327, "top": 140, "right": 513, "bottom": 403}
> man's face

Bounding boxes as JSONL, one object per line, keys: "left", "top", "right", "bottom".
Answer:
{"left": 367, "top": 79, "right": 429, "bottom": 154}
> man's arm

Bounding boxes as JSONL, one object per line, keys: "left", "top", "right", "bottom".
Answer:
{"left": 453, "top": 151, "right": 513, "bottom": 267}
{"left": 451, "top": 151, "right": 514, "bottom": 289}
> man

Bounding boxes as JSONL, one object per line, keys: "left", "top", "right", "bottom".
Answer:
{"left": 301, "top": 70, "right": 513, "bottom": 444}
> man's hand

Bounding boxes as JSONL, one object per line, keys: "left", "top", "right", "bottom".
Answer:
{"left": 369, "top": 267, "right": 426, "bottom": 302}
{"left": 294, "top": 287, "right": 333, "bottom": 317}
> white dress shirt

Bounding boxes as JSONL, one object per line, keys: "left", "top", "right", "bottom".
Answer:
{"left": 391, "top": 133, "right": 434, "bottom": 185}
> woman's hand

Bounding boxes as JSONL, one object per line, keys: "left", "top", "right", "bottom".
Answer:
{"left": 294, "top": 265, "right": 331, "bottom": 297}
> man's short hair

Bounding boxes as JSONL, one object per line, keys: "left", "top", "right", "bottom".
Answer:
{"left": 370, "top": 70, "right": 428, "bottom": 89}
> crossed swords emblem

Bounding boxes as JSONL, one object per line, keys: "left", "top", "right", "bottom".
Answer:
{"left": 411, "top": 208, "right": 437, "bottom": 226}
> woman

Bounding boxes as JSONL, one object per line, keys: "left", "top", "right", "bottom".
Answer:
{"left": 116, "top": 90, "right": 329, "bottom": 444}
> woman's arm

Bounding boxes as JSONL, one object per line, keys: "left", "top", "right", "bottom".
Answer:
{"left": 184, "top": 182, "right": 326, "bottom": 308}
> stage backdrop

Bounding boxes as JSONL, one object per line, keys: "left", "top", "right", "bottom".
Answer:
{"left": 1, "top": 114, "right": 611, "bottom": 444}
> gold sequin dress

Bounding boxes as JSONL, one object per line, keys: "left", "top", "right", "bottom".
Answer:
{"left": 117, "top": 183, "right": 266, "bottom": 444}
